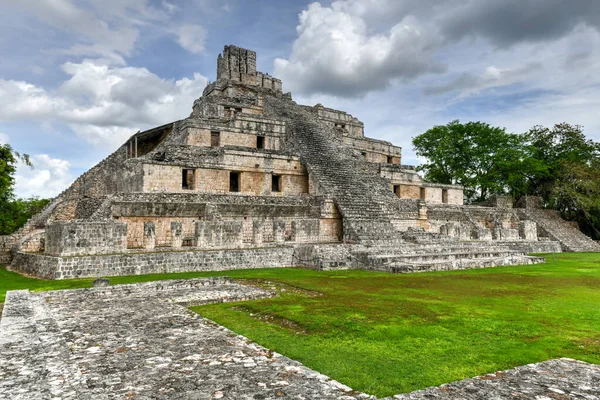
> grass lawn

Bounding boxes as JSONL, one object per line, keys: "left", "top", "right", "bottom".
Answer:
{"left": 1, "top": 253, "right": 600, "bottom": 396}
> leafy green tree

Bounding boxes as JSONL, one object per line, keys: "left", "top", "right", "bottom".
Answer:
{"left": 0, "top": 143, "right": 31, "bottom": 203}
{"left": 522, "top": 123, "right": 600, "bottom": 238}
{"left": 0, "top": 143, "right": 50, "bottom": 235}
{"left": 0, "top": 197, "right": 52, "bottom": 235}
{"left": 412, "top": 120, "right": 535, "bottom": 202}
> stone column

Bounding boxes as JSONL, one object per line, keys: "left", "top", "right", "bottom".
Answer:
{"left": 252, "top": 220, "right": 264, "bottom": 245}
{"left": 273, "top": 220, "right": 286, "bottom": 243}
{"left": 519, "top": 220, "right": 538, "bottom": 240}
{"left": 171, "top": 221, "right": 182, "bottom": 249}
{"left": 143, "top": 222, "right": 156, "bottom": 250}
{"left": 195, "top": 221, "right": 206, "bottom": 248}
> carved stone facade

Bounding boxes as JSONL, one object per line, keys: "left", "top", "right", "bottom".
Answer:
{"left": 2, "top": 45, "right": 598, "bottom": 279}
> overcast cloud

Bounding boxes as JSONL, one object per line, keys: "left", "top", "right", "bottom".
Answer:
{"left": 0, "top": 0, "right": 599, "bottom": 198}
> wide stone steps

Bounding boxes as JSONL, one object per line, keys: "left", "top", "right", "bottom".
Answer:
{"left": 351, "top": 242, "right": 545, "bottom": 273}
{"left": 518, "top": 209, "right": 600, "bottom": 252}
{"left": 382, "top": 255, "right": 545, "bottom": 274}
{"left": 265, "top": 97, "right": 402, "bottom": 243}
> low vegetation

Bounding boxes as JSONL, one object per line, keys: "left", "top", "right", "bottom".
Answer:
{"left": 1, "top": 253, "right": 599, "bottom": 396}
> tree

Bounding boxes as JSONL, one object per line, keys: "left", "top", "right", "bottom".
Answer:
{"left": 0, "top": 143, "right": 31, "bottom": 204}
{"left": 0, "top": 197, "right": 52, "bottom": 235}
{"left": 0, "top": 143, "right": 46, "bottom": 235}
{"left": 522, "top": 123, "right": 600, "bottom": 238}
{"left": 412, "top": 120, "right": 534, "bottom": 203}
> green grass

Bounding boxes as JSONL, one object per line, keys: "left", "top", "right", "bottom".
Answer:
{"left": 191, "top": 253, "right": 600, "bottom": 396}
{"left": 1, "top": 253, "right": 600, "bottom": 396}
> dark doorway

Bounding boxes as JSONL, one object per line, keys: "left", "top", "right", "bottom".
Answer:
{"left": 387, "top": 156, "right": 393, "bottom": 164}
{"left": 182, "top": 169, "right": 195, "bottom": 190}
{"left": 257, "top": 135, "right": 265, "bottom": 149}
{"left": 211, "top": 131, "right": 220, "bottom": 147}
{"left": 229, "top": 172, "right": 240, "bottom": 192}
{"left": 272, "top": 175, "right": 281, "bottom": 192}
{"left": 393, "top": 185, "right": 400, "bottom": 196}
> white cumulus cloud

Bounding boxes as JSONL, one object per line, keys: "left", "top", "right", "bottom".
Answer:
{"left": 274, "top": 2, "right": 445, "bottom": 97}
{"left": 0, "top": 60, "right": 209, "bottom": 149}
{"left": 176, "top": 24, "right": 207, "bottom": 54}
{"left": 14, "top": 154, "right": 73, "bottom": 199}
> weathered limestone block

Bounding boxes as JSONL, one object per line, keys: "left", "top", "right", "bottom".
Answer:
{"left": 252, "top": 220, "right": 264, "bottom": 244}
{"left": 519, "top": 220, "right": 538, "bottom": 240}
{"left": 45, "top": 221, "right": 127, "bottom": 256}
{"left": 440, "top": 223, "right": 470, "bottom": 240}
{"left": 471, "top": 226, "right": 493, "bottom": 240}
{"left": 171, "top": 221, "right": 183, "bottom": 248}
{"left": 143, "top": 222, "right": 156, "bottom": 250}
{"left": 273, "top": 219, "right": 286, "bottom": 243}
{"left": 291, "top": 220, "right": 320, "bottom": 243}
{"left": 221, "top": 221, "right": 243, "bottom": 248}
{"left": 493, "top": 228, "right": 520, "bottom": 240}
{"left": 195, "top": 220, "right": 243, "bottom": 249}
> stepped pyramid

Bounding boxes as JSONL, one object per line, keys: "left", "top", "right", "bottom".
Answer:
{"left": 2, "top": 45, "right": 597, "bottom": 279}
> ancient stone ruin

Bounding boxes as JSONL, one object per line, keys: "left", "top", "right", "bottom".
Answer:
{"left": 1, "top": 45, "right": 598, "bottom": 279}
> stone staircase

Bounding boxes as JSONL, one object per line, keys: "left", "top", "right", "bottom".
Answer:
{"left": 266, "top": 98, "right": 407, "bottom": 244}
{"left": 518, "top": 209, "right": 600, "bottom": 252}
{"left": 352, "top": 242, "right": 545, "bottom": 273}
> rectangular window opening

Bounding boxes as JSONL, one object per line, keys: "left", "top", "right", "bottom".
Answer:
{"left": 257, "top": 135, "right": 265, "bottom": 149}
{"left": 211, "top": 131, "right": 220, "bottom": 147}
{"left": 420, "top": 187, "right": 426, "bottom": 200}
{"left": 442, "top": 189, "right": 449, "bottom": 204}
{"left": 387, "top": 156, "right": 393, "bottom": 164}
{"left": 182, "top": 169, "right": 195, "bottom": 190}
{"left": 272, "top": 174, "right": 281, "bottom": 192}
{"left": 229, "top": 171, "right": 240, "bottom": 192}
{"left": 393, "top": 185, "right": 400, "bottom": 196}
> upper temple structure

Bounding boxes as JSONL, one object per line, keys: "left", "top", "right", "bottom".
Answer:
{"left": 2, "top": 45, "right": 598, "bottom": 279}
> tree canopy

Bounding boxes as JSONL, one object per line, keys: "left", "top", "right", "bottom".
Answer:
{"left": 0, "top": 143, "right": 50, "bottom": 235}
{"left": 412, "top": 120, "right": 532, "bottom": 202}
{"left": 413, "top": 121, "right": 600, "bottom": 239}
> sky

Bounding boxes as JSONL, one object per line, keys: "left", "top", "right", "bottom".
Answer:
{"left": 1, "top": 0, "right": 599, "bottom": 199}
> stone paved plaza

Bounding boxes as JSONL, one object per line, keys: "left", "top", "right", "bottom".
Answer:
{"left": 1, "top": 279, "right": 599, "bottom": 399}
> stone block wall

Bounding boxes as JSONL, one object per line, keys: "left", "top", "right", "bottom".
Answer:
{"left": 45, "top": 221, "right": 127, "bottom": 256}
{"left": 124, "top": 217, "right": 198, "bottom": 249}
{"left": 519, "top": 220, "right": 538, "bottom": 240}
{"left": 344, "top": 136, "right": 402, "bottom": 164}
{"left": 0, "top": 235, "right": 17, "bottom": 264}
{"left": 142, "top": 162, "right": 309, "bottom": 196}
{"left": 398, "top": 184, "right": 422, "bottom": 200}
{"left": 18, "top": 230, "right": 45, "bottom": 253}
{"left": 426, "top": 204, "right": 543, "bottom": 243}
{"left": 111, "top": 194, "right": 342, "bottom": 250}
{"left": 143, "top": 164, "right": 181, "bottom": 192}
{"left": 313, "top": 105, "right": 364, "bottom": 137}
{"left": 422, "top": 186, "right": 464, "bottom": 205}
{"left": 195, "top": 220, "right": 244, "bottom": 248}
{"left": 12, "top": 246, "right": 294, "bottom": 280}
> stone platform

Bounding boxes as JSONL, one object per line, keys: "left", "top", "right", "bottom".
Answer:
{"left": 1, "top": 279, "right": 599, "bottom": 399}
